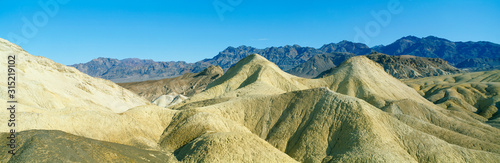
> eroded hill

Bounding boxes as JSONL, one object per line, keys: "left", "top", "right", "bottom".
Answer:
{"left": 405, "top": 70, "right": 500, "bottom": 128}
{"left": 313, "top": 52, "right": 461, "bottom": 79}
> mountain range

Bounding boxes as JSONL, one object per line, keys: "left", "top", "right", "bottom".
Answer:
{"left": 70, "top": 41, "right": 373, "bottom": 82}
{"left": 70, "top": 36, "right": 500, "bottom": 82}
{"left": 70, "top": 58, "right": 197, "bottom": 83}
{"left": 373, "top": 36, "right": 500, "bottom": 65}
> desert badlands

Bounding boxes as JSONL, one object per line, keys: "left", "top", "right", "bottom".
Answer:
{"left": 1, "top": 38, "right": 500, "bottom": 162}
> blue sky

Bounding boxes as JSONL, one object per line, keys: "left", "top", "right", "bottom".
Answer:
{"left": 1, "top": 0, "right": 499, "bottom": 65}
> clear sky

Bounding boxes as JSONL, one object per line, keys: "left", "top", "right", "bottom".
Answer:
{"left": 1, "top": 0, "right": 499, "bottom": 65}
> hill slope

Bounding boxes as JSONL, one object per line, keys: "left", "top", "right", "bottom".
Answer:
{"left": 0, "top": 130, "right": 178, "bottom": 162}
{"left": 456, "top": 58, "right": 500, "bottom": 71}
{"left": 119, "top": 65, "right": 223, "bottom": 101}
{"left": 177, "top": 88, "right": 500, "bottom": 162}
{"left": 174, "top": 54, "right": 500, "bottom": 162}
{"left": 0, "top": 38, "right": 148, "bottom": 113}
{"left": 405, "top": 70, "right": 500, "bottom": 122}
{"left": 199, "top": 41, "right": 371, "bottom": 71}
{"left": 0, "top": 38, "right": 173, "bottom": 148}
{"left": 185, "top": 54, "right": 317, "bottom": 102}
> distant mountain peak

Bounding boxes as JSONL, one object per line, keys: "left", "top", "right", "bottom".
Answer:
{"left": 400, "top": 35, "right": 420, "bottom": 41}
{"left": 92, "top": 57, "right": 118, "bottom": 61}
{"left": 337, "top": 40, "right": 355, "bottom": 44}
{"left": 423, "top": 35, "right": 449, "bottom": 41}
{"left": 319, "top": 41, "right": 372, "bottom": 55}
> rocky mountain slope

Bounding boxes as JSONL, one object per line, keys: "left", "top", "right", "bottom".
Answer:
{"left": 286, "top": 52, "right": 355, "bottom": 78}
{"left": 318, "top": 40, "right": 373, "bottom": 55}
{"left": 70, "top": 57, "right": 196, "bottom": 83}
{"left": 2, "top": 38, "right": 499, "bottom": 162}
{"left": 456, "top": 58, "right": 500, "bottom": 71}
{"left": 202, "top": 41, "right": 372, "bottom": 71}
{"left": 364, "top": 53, "right": 461, "bottom": 78}
{"left": 0, "top": 39, "right": 148, "bottom": 113}
{"left": 373, "top": 36, "right": 500, "bottom": 65}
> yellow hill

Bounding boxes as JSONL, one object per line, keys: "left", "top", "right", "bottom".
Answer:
{"left": 0, "top": 38, "right": 172, "bottom": 148}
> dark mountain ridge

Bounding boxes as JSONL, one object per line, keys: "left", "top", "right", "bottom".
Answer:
{"left": 71, "top": 36, "right": 500, "bottom": 82}
{"left": 286, "top": 52, "right": 356, "bottom": 78}
{"left": 293, "top": 52, "right": 462, "bottom": 79}
{"left": 71, "top": 40, "right": 372, "bottom": 82}
{"left": 374, "top": 36, "right": 500, "bottom": 65}
{"left": 71, "top": 57, "right": 194, "bottom": 83}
